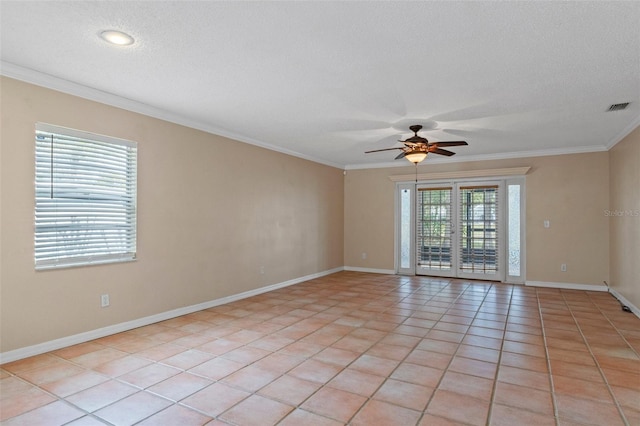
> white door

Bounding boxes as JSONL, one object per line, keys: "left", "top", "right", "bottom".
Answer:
{"left": 415, "top": 181, "right": 504, "bottom": 281}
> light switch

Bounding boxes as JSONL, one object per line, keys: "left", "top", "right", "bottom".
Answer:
{"left": 544, "top": 220, "right": 550, "bottom": 228}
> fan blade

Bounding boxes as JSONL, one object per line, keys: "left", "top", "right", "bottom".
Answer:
{"left": 365, "top": 147, "right": 404, "bottom": 153}
{"left": 430, "top": 148, "right": 456, "bottom": 156}
{"left": 400, "top": 140, "right": 419, "bottom": 146}
{"left": 395, "top": 151, "right": 407, "bottom": 160}
{"left": 431, "top": 141, "right": 468, "bottom": 147}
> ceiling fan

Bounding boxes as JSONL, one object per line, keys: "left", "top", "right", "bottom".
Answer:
{"left": 365, "top": 125, "right": 468, "bottom": 164}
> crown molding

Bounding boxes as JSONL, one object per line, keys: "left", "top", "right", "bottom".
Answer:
{"left": 606, "top": 114, "right": 640, "bottom": 149}
{"left": 345, "top": 145, "right": 608, "bottom": 170}
{"left": 3, "top": 61, "right": 633, "bottom": 172}
{"left": 0, "top": 61, "right": 344, "bottom": 170}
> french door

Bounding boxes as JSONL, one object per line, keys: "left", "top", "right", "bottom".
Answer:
{"left": 416, "top": 182, "right": 502, "bottom": 280}
{"left": 397, "top": 179, "right": 523, "bottom": 282}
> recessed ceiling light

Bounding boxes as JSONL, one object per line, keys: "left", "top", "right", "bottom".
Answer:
{"left": 100, "top": 30, "right": 135, "bottom": 46}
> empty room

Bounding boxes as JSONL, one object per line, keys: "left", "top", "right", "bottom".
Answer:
{"left": 1, "top": 2, "right": 639, "bottom": 425}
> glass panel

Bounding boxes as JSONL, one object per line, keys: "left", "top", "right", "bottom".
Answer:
{"left": 508, "top": 184, "right": 521, "bottom": 276}
{"left": 459, "top": 186, "right": 498, "bottom": 274}
{"left": 400, "top": 188, "right": 411, "bottom": 269}
{"left": 417, "top": 188, "right": 452, "bottom": 270}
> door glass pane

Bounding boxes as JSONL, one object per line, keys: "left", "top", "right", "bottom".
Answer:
{"left": 417, "top": 187, "right": 452, "bottom": 271}
{"left": 400, "top": 188, "right": 411, "bottom": 269}
{"left": 459, "top": 186, "right": 498, "bottom": 274}
{"left": 508, "top": 184, "right": 521, "bottom": 276}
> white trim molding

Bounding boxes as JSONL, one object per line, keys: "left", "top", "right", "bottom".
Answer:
{"left": 0, "top": 267, "right": 343, "bottom": 364}
{"left": 343, "top": 266, "right": 396, "bottom": 275}
{"left": 608, "top": 288, "right": 640, "bottom": 318}
{"left": 346, "top": 145, "right": 608, "bottom": 170}
{"left": 388, "top": 167, "right": 531, "bottom": 183}
{"left": 606, "top": 114, "right": 640, "bottom": 150}
{"left": 0, "top": 61, "right": 343, "bottom": 170}
{"left": 525, "top": 281, "right": 608, "bottom": 292}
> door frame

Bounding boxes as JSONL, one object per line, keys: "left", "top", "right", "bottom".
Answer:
{"left": 394, "top": 176, "right": 526, "bottom": 284}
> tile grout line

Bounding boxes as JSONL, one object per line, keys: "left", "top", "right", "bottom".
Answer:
{"left": 1, "top": 350, "right": 120, "bottom": 425}
{"left": 536, "top": 287, "right": 563, "bottom": 426}
{"left": 297, "top": 275, "right": 464, "bottom": 424}
{"left": 329, "top": 275, "right": 456, "bottom": 425}
{"left": 484, "top": 282, "right": 513, "bottom": 426}
{"left": 205, "top": 274, "right": 427, "bottom": 425}
{"left": 412, "top": 279, "right": 499, "bottom": 426}
{"left": 559, "top": 290, "right": 631, "bottom": 426}
{"left": 2, "top": 272, "right": 637, "bottom": 426}
{"left": 346, "top": 277, "right": 468, "bottom": 425}
{"left": 169, "top": 290, "right": 331, "bottom": 423}
{"left": 588, "top": 291, "right": 640, "bottom": 359}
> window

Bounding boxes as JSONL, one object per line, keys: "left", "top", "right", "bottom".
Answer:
{"left": 399, "top": 187, "right": 412, "bottom": 269}
{"left": 35, "top": 123, "right": 137, "bottom": 269}
{"left": 506, "top": 178, "right": 525, "bottom": 282}
{"left": 396, "top": 183, "right": 415, "bottom": 275}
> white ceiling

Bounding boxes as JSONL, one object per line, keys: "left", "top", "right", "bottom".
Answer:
{"left": 1, "top": 1, "right": 639, "bottom": 169}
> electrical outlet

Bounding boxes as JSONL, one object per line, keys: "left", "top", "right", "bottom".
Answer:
{"left": 259, "top": 266, "right": 265, "bottom": 275}
{"left": 361, "top": 252, "right": 367, "bottom": 260}
{"left": 101, "top": 294, "right": 110, "bottom": 308}
{"left": 561, "top": 264, "right": 567, "bottom": 272}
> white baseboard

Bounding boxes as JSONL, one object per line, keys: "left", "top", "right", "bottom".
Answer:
{"left": 525, "top": 281, "right": 608, "bottom": 292}
{"left": 608, "top": 288, "right": 640, "bottom": 318}
{"left": 343, "top": 266, "right": 396, "bottom": 275}
{"left": 0, "top": 267, "right": 344, "bottom": 364}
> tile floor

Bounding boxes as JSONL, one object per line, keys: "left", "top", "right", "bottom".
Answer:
{"left": 1, "top": 272, "right": 639, "bottom": 425}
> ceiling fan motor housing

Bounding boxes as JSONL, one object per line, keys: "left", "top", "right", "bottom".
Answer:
{"left": 364, "top": 124, "right": 468, "bottom": 161}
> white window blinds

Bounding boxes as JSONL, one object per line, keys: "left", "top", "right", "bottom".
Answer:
{"left": 34, "top": 124, "right": 137, "bottom": 269}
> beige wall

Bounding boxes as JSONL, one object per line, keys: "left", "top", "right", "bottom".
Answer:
{"left": 1, "top": 75, "right": 632, "bottom": 357}
{"left": 0, "top": 77, "right": 344, "bottom": 353}
{"left": 345, "top": 153, "right": 610, "bottom": 286}
{"left": 609, "top": 125, "right": 640, "bottom": 308}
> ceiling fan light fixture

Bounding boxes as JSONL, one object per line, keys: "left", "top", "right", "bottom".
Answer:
{"left": 364, "top": 125, "right": 467, "bottom": 162}
{"left": 405, "top": 150, "right": 427, "bottom": 164}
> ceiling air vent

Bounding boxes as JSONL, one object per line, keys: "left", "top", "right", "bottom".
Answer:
{"left": 607, "top": 102, "right": 630, "bottom": 111}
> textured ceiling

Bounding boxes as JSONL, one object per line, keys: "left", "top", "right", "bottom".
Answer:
{"left": 1, "top": 1, "right": 639, "bottom": 169}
